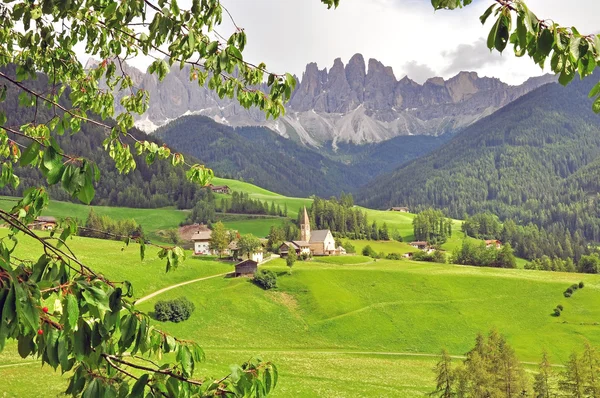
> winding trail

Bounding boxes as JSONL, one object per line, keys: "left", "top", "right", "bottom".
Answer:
{"left": 136, "top": 254, "right": 280, "bottom": 304}
{"left": 135, "top": 272, "right": 230, "bottom": 304}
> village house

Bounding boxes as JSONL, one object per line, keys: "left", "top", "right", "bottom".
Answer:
{"left": 279, "top": 241, "right": 311, "bottom": 257}
{"left": 234, "top": 259, "right": 258, "bottom": 277}
{"left": 191, "top": 230, "right": 214, "bottom": 255}
{"left": 410, "top": 241, "right": 429, "bottom": 251}
{"left": 388, "top": 207, "right": 410, "bottom": 213}
{"left": 207, "top": 184, "right": 231, "bottom": 194}
{"left": 28, "top": 216, "right": 57, "bottom": 231}
{"left": 229, "top": 240, "right": 264, "bottom": 263}
{"left": 485, "top": 240, "right": 502, "bottom": 249}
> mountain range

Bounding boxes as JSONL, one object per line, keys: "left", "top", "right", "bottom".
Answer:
{"left": 99, "top": 55, "right": 555, "bottom": 147}
{"left": 356, "top": 73, "right": 600, "bottom": 243}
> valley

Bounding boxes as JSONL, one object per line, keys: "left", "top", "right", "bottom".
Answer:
{"left": 2, "top": 2, "right": 600, "bottom": 395}
{"left": 1, "top": 226, "right": 598, "bottom": 396}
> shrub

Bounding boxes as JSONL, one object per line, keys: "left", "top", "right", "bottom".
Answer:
{"left": 386, "top": 253, "right": 401, "bottom": 260}
{"left": 564, "top": 291, "right": 572, "bottom": 298}
{"left": 565, "top": 287, "right": 573, "bottom": 294}
{"left": 579, "top": 281, "right": 585, "bottom": 289}
{"left": 557, "top": 304, "right": 564, "bottom": 311}
{"left": 253, "top": 269, "right": 277, "bottom": 290}
{"left": 342, "top": 241, "right": 356, "bottom": 254}
{"left": 377, "top": 252, "right": 385, "bottom": 259}
{"left": 154, "top": 297, "right": 195, "bottom": 323}
{"left": 571, "top": 284, "right": 579, "bottom": 291}
{"left": 553, "top": 308, "right": 561, "bottom": 317}
{"left": 362, "top": 245, "right": 377, "bottom": 258}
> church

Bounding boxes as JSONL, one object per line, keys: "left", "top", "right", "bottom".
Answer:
{"left": 279, "top": 207, "right": 336, "bottom": 256}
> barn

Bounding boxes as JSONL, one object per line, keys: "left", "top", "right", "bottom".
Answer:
{"left": 235, "top": 259, "right": 258, "bottom": 277}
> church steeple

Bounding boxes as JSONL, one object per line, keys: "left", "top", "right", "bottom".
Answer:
{"left": 301, "top": 206, "right": 311, "bottom": 242}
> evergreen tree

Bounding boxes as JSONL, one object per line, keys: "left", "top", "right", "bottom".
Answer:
{"left": 430, "top": 349, "right": 456, "bottom": 398}
{"left": 380, "top": 222, "right": 390, "bottom": 241}
{"left": 581, "top": 342, "right": 600, "bottom": 396}
{"left": 533, "top": 351, "right": 555, "bottom": 398}
{"left": 560, "top": 353, "right": 585, "bottom": 398}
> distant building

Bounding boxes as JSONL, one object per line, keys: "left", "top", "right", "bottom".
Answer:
{"left": 279, "top": 241, "right": 311, "bottom": 257}
{"left": 191, "top": 230, "right": 213, "bottom": 255}
{"left": 235, "top": 259, "right": 258, "bottom": 277}
{"left": 207, "top": 184, "right": 230, "bottom": 194}
{"left": 229, "top": 240, "right": 264, "bottom": 263}
{"left": 337, "top": 246, "right": 347, "bottom": 255}
{"left": 410, "top": 241, "right": 429, "bottom": 251}
{"left": 300, "top": 207, "right": 336, "bottom": 256}
{"left": 28, "top": 216, "right": 57, "bottom": 231}
{"left": 485, "top": 240, "right": 502, "bottom": 249}
{"left": 403, "top": 252, "right": 414, "bottom": 259}
{"left": 389, "top": 207, "right": 409, "bottom": 213}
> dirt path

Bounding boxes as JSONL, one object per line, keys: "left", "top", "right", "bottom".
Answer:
{"left": 135, "top": 272, "right": 230, "bottom": 304}
{"left": 136, "top": 254, "right": 278, "bottom": 304}
{"left": 0, "top": 349, "right": 563, "bottom": 369}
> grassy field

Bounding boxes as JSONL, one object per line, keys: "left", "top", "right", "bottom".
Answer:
{"left": 212, "top": 177, "right": 312, "bottom": 219}
{"left": 1, "top": 231, "right": 598, "bottom": 396}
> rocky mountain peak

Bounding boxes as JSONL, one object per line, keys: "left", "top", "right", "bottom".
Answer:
{"left": 111, "top": 54, "right": 556, "bottom": 146}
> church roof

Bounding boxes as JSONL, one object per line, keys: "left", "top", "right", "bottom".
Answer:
{"left": 302, "top": 206, "right": 310, "bottom": 227}
{"left": 309, "top": 230, "right": 331, "bottom": 243}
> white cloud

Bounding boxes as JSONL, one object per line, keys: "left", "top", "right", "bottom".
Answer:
{"left": 129, "top": 0, "right": 600, "bottom": 85}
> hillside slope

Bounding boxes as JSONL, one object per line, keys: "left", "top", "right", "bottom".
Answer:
{"left": 156, "top": 115, "right": 445, "bottom": 197}
{"left": 357, "top": 76, "right": 600, "bottom": 242}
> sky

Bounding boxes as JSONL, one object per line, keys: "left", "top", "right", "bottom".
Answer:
{"left": 164, "top": 0, "right": 598, "bottom": 86}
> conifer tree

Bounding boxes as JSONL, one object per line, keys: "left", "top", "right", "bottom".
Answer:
{"left": 560, "top": 353, "right": 586, "bottom": 397}
{"left": 430, "top": 349, "right": 456, "bottom": 398}
{"left": 533, "top": 351, "right": 555, "bottom": 398}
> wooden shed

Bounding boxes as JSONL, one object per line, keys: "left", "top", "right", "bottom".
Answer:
{"left": 235, "top": 260, "right": 258, "bottom": 277}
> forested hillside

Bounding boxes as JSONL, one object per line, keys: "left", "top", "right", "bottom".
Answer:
{"left": 0, "top": 66, "right": 206, "bottom": 209}
{"left": 357, "top": 76, "right": 600, "bottom": 243}
{"left": 156, "top": 115, "right": 448, "bottom": 197}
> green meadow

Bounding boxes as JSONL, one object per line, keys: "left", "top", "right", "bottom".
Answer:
{"left": 0, "top": 179, "right": 555, "bottom": 396}
{"left": 212, "top": 177, "right": 313, "bottom": 218}
{"left": 2, "top": 233, "right": 598, "bottom": 396}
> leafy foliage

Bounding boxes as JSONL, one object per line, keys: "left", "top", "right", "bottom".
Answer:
{"left": 253, "top": 270, "right": 277, "bottom": 290}
{"left": 452, "top": 241, "right": 517, "bottom": 269}
{"left": 154, "top": 297, "right": 196, "bottom": 323}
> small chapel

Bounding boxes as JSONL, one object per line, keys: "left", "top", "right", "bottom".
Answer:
{"left": 279, "top": 207, "right": 337, "bottom": 257}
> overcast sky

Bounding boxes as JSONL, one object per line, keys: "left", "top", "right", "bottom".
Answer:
{"left": 133, "top": 0, "right": 600, "bottom": 85}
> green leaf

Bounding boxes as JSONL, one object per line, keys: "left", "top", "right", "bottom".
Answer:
{"left": 83, "top": 378, "right": 103, "bottom": 398}
{"left": 589, "top": 82, "right": 600, "bottom": 98}
{"left": 64, "top": 294, "right": 79, "bottom": 331}
{"left": 537, "top": 29, "right": 554, "bottom": 57}
{"left": 42, "top": 146, "right": 61, "bottom": 173}
{"left": 14, "top": 284, "right": 38, "bottom": 332}
{"left": 103, "top": 2, "right": 118, "bottom": 18}
{"left": 479, "top": 4, "right": 496, "bottom": 25}
{"left": 17, "top": 335, "right": 35, "bottom": 358}
{"left": 130, "top": 374, "right": 149, "bottom": 398}
{"left": 20, "top": 141, "right": 40, "bottom": 166}
{"left": 593, "top": 96, "right": 600, "bottom": 113}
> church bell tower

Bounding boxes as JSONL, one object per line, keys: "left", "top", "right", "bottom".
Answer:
{"left": 301, "top": 206, "right": 311, "bottom": 242}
